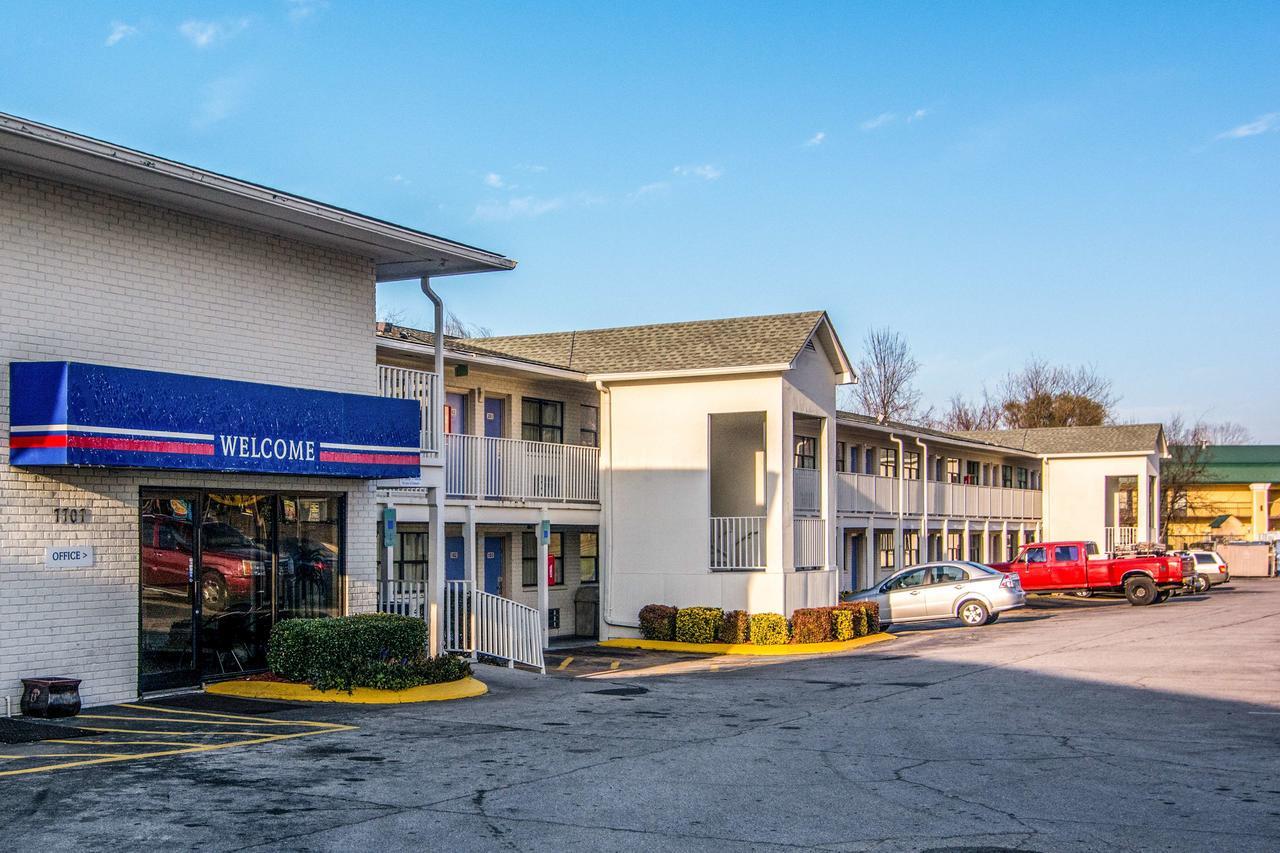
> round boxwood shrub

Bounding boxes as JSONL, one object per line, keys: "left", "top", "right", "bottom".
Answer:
{"left": 639, "top": 604, "right": 678, "bottom": 641}
{"left": 675, "top": 606, "right": 724, "bottom": 644}
{"left": 749, "top": 612, "right": 789, "bottom": 645}
{"left": 718, "top": 609, "right": 750, "bottom": 644}
{"left": 267, "top": 614, "right": 466, "bottom": 692}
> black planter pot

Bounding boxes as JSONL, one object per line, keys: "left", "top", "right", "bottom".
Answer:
{"left": 20, "top": 676, "right": 82, "bottom": 718}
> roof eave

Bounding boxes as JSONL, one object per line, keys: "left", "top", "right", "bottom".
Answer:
{"left": 0, "top": 112, "right": 515, "bottom": 279}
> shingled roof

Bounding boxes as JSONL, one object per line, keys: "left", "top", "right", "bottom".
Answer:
{"left": 442, "top": 311, "right": 844, "bottom": 377}
{"left": 957, "top": 424, "right": 1166, "bottom": 455}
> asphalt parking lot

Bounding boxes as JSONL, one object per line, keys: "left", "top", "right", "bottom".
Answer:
{"left": 2, "top": 581, "right": 1277, "bottom": 851}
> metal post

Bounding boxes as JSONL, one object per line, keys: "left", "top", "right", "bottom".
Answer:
{"left": 537, "top": 508, "right": 551, "bottom": 649}
{"left": 464, "top": 503, "right": 477, "bottom": 659}
{"left": 427, "top": 486, "right": 445, "bottom": 656}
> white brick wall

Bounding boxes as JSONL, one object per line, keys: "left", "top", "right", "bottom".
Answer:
{"left": 0, "top": 168, "right": 380, "bottom": 707}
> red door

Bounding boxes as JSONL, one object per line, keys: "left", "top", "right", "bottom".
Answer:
{"left": 1048, "top": 544, "right": 1086, "bottom": 588}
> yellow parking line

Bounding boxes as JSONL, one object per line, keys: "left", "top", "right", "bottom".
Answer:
{"left": 48, "top": 739, "right": 202, "bottom": 748}
{"left": 556, "top": 656, "right": 574, "bottom": 671}
{"left": 77, "top": 714, "right": 306, "bottom": 727}
{"left": 0, "top": 726, "right": 354, "bottom": 779}
{"left": 609, "top": 660, "right": 621, "bottom": 670}
{"left": 118, "top": 703, "right": 339, "bottom": 728}
{"left": 76, "top": 726, "right": 276, "bottom": 737}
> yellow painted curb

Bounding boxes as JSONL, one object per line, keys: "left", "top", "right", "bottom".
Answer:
{"left": 206, "top": 675, "right": 488, "bottom": 704}
{"left": 598, "top": 632, "right": 895, "bottom": 656}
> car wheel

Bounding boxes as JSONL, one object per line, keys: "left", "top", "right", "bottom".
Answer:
{"left": 1072, "top": 590, "right": 1094, "bottom": 598}
{"left": 959, "top": 600, "right": 990, "bottom": 626}
{"left": 201, "top": 571, "right": 227, "bottom": 611}
{"left": 1124, "top": 576, "right": 1157, "bottom": 606}
{"left": 1194, "top": 576, "right": 1210, "bottom": 594}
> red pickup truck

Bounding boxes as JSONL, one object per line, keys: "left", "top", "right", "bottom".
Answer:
{"left": 990, "top": 541, "right": 1192, "bottom": 606}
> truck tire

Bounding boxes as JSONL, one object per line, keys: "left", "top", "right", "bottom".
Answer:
{"left": 1125, "top": 576, "right": 1157, "bottom": 606}
{"left": 958, "top": 600, "right": 990, "bottom": 626}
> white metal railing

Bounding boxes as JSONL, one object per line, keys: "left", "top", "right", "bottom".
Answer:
{"left": 378, "top": 365, "right": 441, "bottom": 456}
{"left": 793, "top": 468, "right": 821, "bottom": 516}
{"left": 836, "top": 473, "right": 1043, "bottom": 521}
{"left": 794, "top": 517, "right": 827, "bottom": 568}
{"left": 378, "top": 579, "right": 429, "bottom": 618}
{"left": 444, "top": 580, "right": 545, "bottom": 672}
{"left": 710, "top": 516, "right": 766, "bottom": 570}
{"left": 1106, "top": 526, "right": 1140, "bottom": 552}
{"left": 444, "top": 433, "right": 599, "bottom": 503}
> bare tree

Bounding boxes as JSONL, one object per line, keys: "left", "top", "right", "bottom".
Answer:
{"left": 999, "top": 359, "right": 1117, "bottom": 428}
{"left": 1205, "top": 421, "right": 1252, "bottom": 445}
{"left": 1158, "top": 416, "right": 1251, "bottom": 543}
{"left": 936, "top": 389, "right": 1003, "bottom": 431}
{"left": 444, "top": 310, "right": 492, "bottom": 339}
{"left": 377, "top": 305, "right": 409, "bottom": 326}
{"left": 850, "top": 327, "right": 922, "bottom": 423}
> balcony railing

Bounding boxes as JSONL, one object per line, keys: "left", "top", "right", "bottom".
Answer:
{"left": 793, "top": 517, "right": 827, "bottom": 568}
{"left": 378, "top": 365, "right": 441, "bottom": 456}
{"left": 793, "top": 468, "right": 821, "bottom": 516}
{"left": 1105, "top": 526, "right": 1140, "bottom": 552}
{"left": 444, "top": 433, "right": 600, "bottom": 503}
{"left": 836, "top": 473, "right": 1042, "bottom": 520}
{"left": 710, "top": 516, "right": 765, "bottom": 570}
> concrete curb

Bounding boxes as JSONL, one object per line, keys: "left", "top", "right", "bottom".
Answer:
{"left": 205, "top": 675, "right": 488, "bottom": 704}
{"left": 597, "top": 632, "right": 895, "bottom": 656}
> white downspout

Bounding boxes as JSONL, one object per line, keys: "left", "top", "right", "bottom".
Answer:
{"left": 914, "top": 437, "right": 929, "bottom": 561}
{"left": 890, "top": 434, "right": 906, "bottom": 571}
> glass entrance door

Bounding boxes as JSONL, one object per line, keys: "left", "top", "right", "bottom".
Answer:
{"left": 139, "top": 493, "right": 200, "bottom": 692}
{"left": 199, "top": 494, "right": 274, "bottom": 676}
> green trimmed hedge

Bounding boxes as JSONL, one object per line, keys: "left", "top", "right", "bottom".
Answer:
{"left": 639, "top": 604, "right": 678, "bottom": 640}
{"left": 267, "top": 614, "right": 469, "bottom": 692}
{"left": 675, "top": 607, "right": 723, "bottom": 644}
{"left": 718, "top": 610, "right": 750, "bottom": 644}
{"left": 749, "top": 613, "right": 790, "bottom": 645}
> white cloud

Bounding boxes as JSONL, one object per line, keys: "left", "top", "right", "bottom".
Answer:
{"left": 286, "top": 0, "right": 327, "bottom": 22}
{"left": 389, "top": 174, "right": 409, "bottom": 185}
{"left": 483, "top": 172, "right": 508, "bottom": 189}
{"left": 805, "top": 131, "right": 826, "bottom": 147}
{"left": 193, "top": 74, "right": 250, "bottom": 128}
{"left": 179, "top": 18, "right": 249, "bottom": 48}
{"left": 472, "top": 192, "right": 603, "bottom": 221}
{"left": 105, "top": 22, "right": 138, "bottom": 47}
{"left": 673, "top": 164, "right": 723, "bottom": 181}
{"left": 908, "top": 108, "right": 928, "bottom": 122}
{"left": 630, "top": 181, "right": 671, "bottom": 199}
{"left": 1216, "top": 113, "right": 1279, "bottom": 140}
{"left": 860, "top": 112, "right": 896, "bottom": 131}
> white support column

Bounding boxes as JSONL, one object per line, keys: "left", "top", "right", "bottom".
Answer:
{"left": 1137, "top": 467, "right": 1151, "bottom": 544}
{"left": 981, "top": 521, "right": 990, "bottom": 562}
{"left": 940, "top": 518, "right": 949, "bottom": 561}
{"left": 537, "top": 508, "right": 550, "bottom": 648}
{"left": 962, "top": 523, "right": 971, "bottom": 563}
{"left": 463, "top": 503, "right": 477, "bottom": 658}
{"left": 427, "top": 486, "right": 445, "bottom": 656}
{"left": 864, "top": 525, "right": 875, "bottom": 588}
{"left": 1000, "top": 520, "right": 1009, "bottom": 561}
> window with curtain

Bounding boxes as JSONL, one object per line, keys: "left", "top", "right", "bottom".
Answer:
{"left": 580, "top": 532, "right": 599, "bottom": 583}
{"left": 879, "top": 448, "right": 898, "bottom": 478}
{"left": 522, "top": 398, "right": 564, "bottom": 443}
{"left": 521, "top": 531, "right": 563, "bottom": 586}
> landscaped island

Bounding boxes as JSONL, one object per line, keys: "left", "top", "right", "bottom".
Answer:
{"left": 636, "top": 602, "right": 882, "bottom": 646}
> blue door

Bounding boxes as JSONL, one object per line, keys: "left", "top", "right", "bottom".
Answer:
{"left": 445, "top": 536, "right": 465, "bottom": 582}
{"left": 445, "top": 392, "right": 467, "bottom": 434}
{"left": 483, "top": 397, "right": 505, "bottom": 438}
{"left": 483, "top": 536, "right": 504, "bottom": 595}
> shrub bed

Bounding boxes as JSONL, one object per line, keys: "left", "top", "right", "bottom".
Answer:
{"left": 718, "top": 609, "right": 750, "bottom": 644}
{"left": 790, "top": 608, "right": 835, "bottom": 644}
{"left": 639, "top": 604, "right": 678, "bottom": 640}
{"left": 749, "top": 612, "right": 790, "bottom": 645}
{"left": 675, "top": 607, "right": 724, "bottom": 644}
{"left": 831, "top": 607, "right": 859, "bottom": 641}
{"left": 267, "top": 614, "right": 469, "bottom": 692}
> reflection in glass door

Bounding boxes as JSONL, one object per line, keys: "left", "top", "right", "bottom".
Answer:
{"left": 199, "top": 494, "right": 274, "bottom": 675}
{"left": 139, "top": 494, "right": 200, "bottom": 692}
{"left": 277, "top": 495, "right": 343, "bottom": 620}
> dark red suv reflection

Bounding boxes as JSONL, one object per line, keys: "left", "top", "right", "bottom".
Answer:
{"left": 141, "top": 514, "right": 269, "bottom": 610}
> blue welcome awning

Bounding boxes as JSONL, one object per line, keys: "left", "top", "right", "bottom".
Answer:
{"left": 9, "top": 361, "right": 421, "bottom": 479}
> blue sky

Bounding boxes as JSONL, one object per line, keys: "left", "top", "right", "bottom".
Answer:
{"left": 2, "top": 2, "right": 1278, "bottom": 437}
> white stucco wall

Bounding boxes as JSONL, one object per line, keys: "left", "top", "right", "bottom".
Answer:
{"left": 1043, "top": 453, "right": 1161, "bottom": 546}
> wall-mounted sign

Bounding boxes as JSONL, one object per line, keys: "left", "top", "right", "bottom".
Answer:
{"left": 10, "top": 362, "right": 421, "bottom": 479}
{"left": 45, "top": 546, "right": 94, "bottom": 568}
{"left": 381, "top": 507, "right": 397, "bottom": 548}
{"left": 539, "top": 519, "right": 551, "bottom": 546}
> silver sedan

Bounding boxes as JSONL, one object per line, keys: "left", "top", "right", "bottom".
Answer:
{"left": 847, "top": 561, "right": 1026, "bottom": 627}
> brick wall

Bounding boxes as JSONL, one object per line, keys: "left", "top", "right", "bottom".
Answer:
{"left": 0, "top": 168, "right": 380, "bottom": 707}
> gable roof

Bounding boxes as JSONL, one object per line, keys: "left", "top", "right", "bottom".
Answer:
{"left": 450, "top": 311, "right": 851, "bottom": 379}
{"left": 1195, "top": 445, "right": 1280, "bottom": 484}
{"left": 957, "top": 424, "right": 1165, "bottom": 456}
